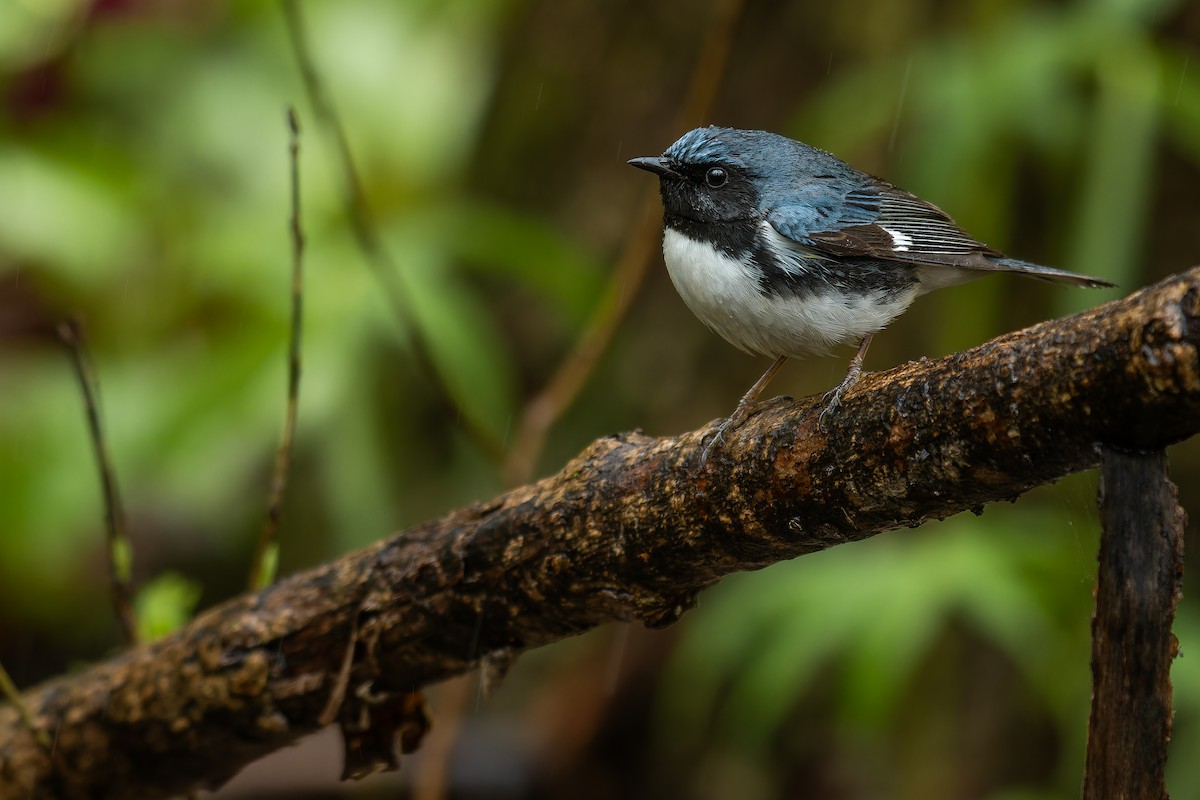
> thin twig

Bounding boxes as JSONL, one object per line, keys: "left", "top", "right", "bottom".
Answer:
{"left": 501, "top": 0, "right": 747, "bottom": 485}
{"left": 412, "top": 676, "right": 471, "bottom": 800}
{"left": 279, "top": 0, "right": 504, "bottom": 463}
{"left": 57, "top": 319, "right": 137, "bottom": 644}
{"left": 317, "top": 607, "right": 361, "bottom": 727}
{"left": 249, "top": 108, "right": 306, "bottom": 591}
{"left": 0, "top": 661, "right": 49, "bottom": 750}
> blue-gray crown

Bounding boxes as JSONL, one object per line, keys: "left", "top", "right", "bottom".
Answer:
{"left": 663, "top": 126, "right": 751, "bottom": 169}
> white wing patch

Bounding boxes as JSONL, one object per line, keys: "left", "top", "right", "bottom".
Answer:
{"left": 876, "top": 193, "right": 985, "bottom": 254}
{"left": 881, "top": 226, "right": 912, "bottom": 251}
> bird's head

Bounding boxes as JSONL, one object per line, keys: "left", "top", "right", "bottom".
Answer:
{"left": 628, "top": 126, "right": 766, "bottom": 224}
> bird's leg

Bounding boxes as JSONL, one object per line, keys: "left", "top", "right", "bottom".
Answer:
{"left": 729, "top": 354, "right": 789, "bottom": 428}
{"left": 700, "top": 355, "right": 788, "bottom": 464}
{"left": 820, "top": 334, "right": 873, "bottom": 425}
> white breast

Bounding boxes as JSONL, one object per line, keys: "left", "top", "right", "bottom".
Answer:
{"left": 661, "top": 228, "right": 918, "bottom": 358}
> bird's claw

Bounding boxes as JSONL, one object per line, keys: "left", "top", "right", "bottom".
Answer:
{"left": 698, "top": 419, "right": 732, "bottom": 468}
{"left": 818, "top": 375, "right": 858, "bottom": 431}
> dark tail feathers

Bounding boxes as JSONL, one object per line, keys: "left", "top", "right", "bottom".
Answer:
{"left": 994, "top": 257, "right": 1115, "bottom": 289}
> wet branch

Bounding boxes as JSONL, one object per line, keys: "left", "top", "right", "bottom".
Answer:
{"left": 2, "top": 267, "right": 1199, "bottom": 799}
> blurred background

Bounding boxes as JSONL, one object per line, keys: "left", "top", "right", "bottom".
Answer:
{"left": 2, "top": 0, "right": 1199, "bottom": 797}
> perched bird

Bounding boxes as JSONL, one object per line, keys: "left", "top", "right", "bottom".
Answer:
{"left": 628, "top": 126, "right": 1113, "bottom": 435}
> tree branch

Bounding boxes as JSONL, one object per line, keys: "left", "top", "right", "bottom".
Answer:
{"left": 1084, "top": 448, "right": 1185, "bottom": 799}
{"left": 2, "top": 267, "right": 1199, "bottom": 799}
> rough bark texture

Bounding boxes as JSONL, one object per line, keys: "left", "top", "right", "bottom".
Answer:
{"left": 1084, "top": 449, "right": 1186, "bottom": 800}
{"left": 2, "top": 266, "right": 1199, "bottom": 799}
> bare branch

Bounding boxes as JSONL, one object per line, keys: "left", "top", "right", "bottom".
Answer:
{"left": 279, "top": 0, "right": 504, "bottom": 462}
{"left": 57, "top": 319, "right": 138, "bottom": 644}
{"left": 3, "top": 267, "right": 1199, "bottom": 799}
{"left": 249, "top": 107, "right": 306, "bottom": 591}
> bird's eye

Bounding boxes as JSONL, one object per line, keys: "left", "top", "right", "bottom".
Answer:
{"left": 705, "top": 167, "right": 728, "bottom": 188}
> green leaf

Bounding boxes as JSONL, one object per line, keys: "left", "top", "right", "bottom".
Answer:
{"left": 135, "top": 572, "right": 203, "bottom": 641}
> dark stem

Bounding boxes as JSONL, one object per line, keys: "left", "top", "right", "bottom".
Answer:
{"left": 1084, "top": 448, "right": 1185, "bottom": 800}
{"left": 248, "top": 107, "right": 306, "bottom": 591}
{"left": 279, "top": 0, "right": 504, "bottom": 463}
{"left": 56, "top": 319, "right": 138, "bottom": 644}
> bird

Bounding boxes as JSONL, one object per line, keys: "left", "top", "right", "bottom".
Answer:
{"left": 628, "top": 126, "right": 1114, "bottom": 439}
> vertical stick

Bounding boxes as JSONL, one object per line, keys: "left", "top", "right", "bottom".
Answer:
{"left": 1085, "top": 448, "right": 1185, "bottom": 799}
{"left": 57, "top": 319, "right": 138, "bottom": 644}
{"left": 248, "top": 107, "right": 305, "bottom": 591}
{"left": 280, "top": 0, "right": 504, "bottom": 463}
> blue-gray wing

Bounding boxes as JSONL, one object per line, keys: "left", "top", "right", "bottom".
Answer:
{"left": 767, "top": 177, "right": 1113, "bottom": 287}
{"left": 768, "top": 177, "right": 1003, "bottom": 267}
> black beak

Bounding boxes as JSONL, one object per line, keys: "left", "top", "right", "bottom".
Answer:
{"left": 627, "top": 156, "right": 678, "bottom": 178}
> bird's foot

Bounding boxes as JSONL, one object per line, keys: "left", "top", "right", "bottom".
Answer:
{"left": 700, "top": 417, "right": 734, "bottom": 465}
{"left": 698, "top": 424, "right": 728, "bottom": 468}
{"left": 818, "top": 371, "right": 865, "bottom": 431}
{"left": 697, "top": 402, "right": 757, "bottom": 468}
{"left": 819, "top": 334, "right": 874, "bottom": 431}
{"left": 697, "top": 355, "right": 789, "bottom": 467}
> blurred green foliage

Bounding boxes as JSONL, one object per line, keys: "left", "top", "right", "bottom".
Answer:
{"left": 134, "top": 570, "right": 202, "bottom": 642}
{"left": 1, "top": 0, "right": 1199, "bottom": 797}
